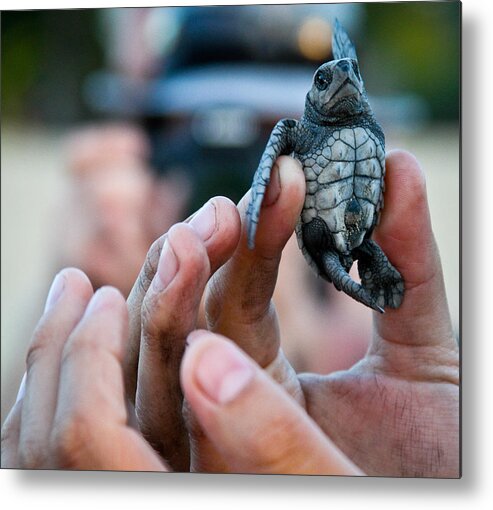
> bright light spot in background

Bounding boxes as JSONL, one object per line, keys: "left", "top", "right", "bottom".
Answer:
{"left": 297, "top": 17, "right": 333, "bottom": 61}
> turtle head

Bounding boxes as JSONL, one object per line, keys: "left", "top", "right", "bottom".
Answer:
{"left": 306, "top": 58, "right": 371, "bottom": 124}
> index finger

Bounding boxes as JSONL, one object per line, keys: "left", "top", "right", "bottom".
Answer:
{"left": 124, "top": 196, "right": 241, "bottom": 401}
{"left": 205, "top": 156, "right": 306, "bottom": 368}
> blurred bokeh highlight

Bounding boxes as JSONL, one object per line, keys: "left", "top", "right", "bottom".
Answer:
{"left": 1, "top": 3, "right": 460, "bottom": 422}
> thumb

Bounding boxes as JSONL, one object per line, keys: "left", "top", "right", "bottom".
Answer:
{"left": 372, "top": 150, "right": 455, "bottom": 349}
{"left": 180, "top": 331, "right": 363, "bottom": 475}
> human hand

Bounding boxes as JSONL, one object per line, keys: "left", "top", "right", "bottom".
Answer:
{"left": 119, "top": 184, "right": 362, "bottom": 474}
{"left": 16, "top": 149, "right": 456, "bottom": 475}
{"left": 1, "top": 269, "right": 165, "bottom": 471}
{"left": 122, "top": 196, "right": 242, "bottom": 471}
{"left": 1, "top": 263, "right": 361, "bottom": 475}
{"left": 1, "top": 193, "right": 357, "bottom": 473}
{"left": 196, "top": 151, "right": 459, "bottom": 477}
{"left": 2, "top": 193, "right": 264, "bottom": 471}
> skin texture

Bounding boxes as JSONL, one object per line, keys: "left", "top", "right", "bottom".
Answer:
{"left": 1, "top": 152, "right": 459, "bottom": 476}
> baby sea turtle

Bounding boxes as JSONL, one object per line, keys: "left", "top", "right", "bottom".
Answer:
{"left": 246, "top": 19, "right": 404, "bottom": 312}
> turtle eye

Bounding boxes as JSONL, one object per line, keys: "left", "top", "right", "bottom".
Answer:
{"left": 314, "top": 71, "right": 330, "bottom": 90}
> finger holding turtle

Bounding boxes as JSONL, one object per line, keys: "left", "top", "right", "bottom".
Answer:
{"left": 298, "top": 152, "right": 458, "bottom": 476}
{"left": 370, "top": 150, "right": 456, "bottom": 353}
{"left": 205, "top": 155, "right": 306, "bottom": 372}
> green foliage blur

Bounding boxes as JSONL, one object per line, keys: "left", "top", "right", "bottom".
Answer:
{"left": 363, "top": 1, "right": 460, "bottom": 121}
{"left": 1, "top": 3, "right": 460, "bottom": 124}
{"left": 2, "top": 9, "right": 104, "bottom": 123}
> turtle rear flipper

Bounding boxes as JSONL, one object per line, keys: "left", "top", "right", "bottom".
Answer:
{"left": 321, "top": 250, "right": 384, "bottom": 313}
{"left": 355, "top": 239, "right": 404, "bottom": 309}
{"left": 301, "top": 216, "right": 384, "bottom": 312}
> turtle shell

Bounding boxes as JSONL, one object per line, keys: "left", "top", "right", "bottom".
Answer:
{"left": 295, "top": 126, "right": 385, "bottom": 274}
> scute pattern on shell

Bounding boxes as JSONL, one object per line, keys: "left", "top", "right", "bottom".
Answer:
{"left": 295, "top": 126, "right": 385, "bottom": 271}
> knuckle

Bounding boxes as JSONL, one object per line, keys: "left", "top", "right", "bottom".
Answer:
{"left": 0, "top": 423, "right": 12, "bottom": 447}
{"left": 237, "top": 259, "right": 278, "bottom": 323}
{"left": 240, "top": 295, "right": 274, "bottom": 326}
{"left": 51, "top": 412, "right": 92, "bottom": 469}
{"left": 140, "top": 306, "right": 186, "bottom": 363}
{"left": 1, "top": 420, "right": 18, "bottom": 467}
{"left": 140, "top": 297, "right": 165, "bottom": 341}
{"left": 25, "top": 324, "right": 54, "bottom": 369}
{"left": 141, "top": 296, "right": 176, "bottom": 337}
{"left": 140, "top": 296, "right": 154, "bottom": 329}
{"left": 205, "top": 269, "right": 275, "bottom": 329}
{"left": 139, "top": 237, "right": 164, "bottom": 292}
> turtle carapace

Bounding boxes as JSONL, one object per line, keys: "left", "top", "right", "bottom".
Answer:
{"left": 246, "top": 19, "right": 404, "bottom": 312}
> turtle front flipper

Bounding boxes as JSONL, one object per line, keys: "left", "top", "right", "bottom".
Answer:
{"left": 355, "top": 239, "right": 404, "bottom": 309}
{"left": 332, "top": 18, "right": 358, "bottom": 61}
{"left": 246, "top": 118, "right": 297, "bottom": 249}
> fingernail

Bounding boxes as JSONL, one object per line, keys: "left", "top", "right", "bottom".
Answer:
{"left": 44, "top": 272, "right": 65, "bottom": 313}
{"left": 189, "top": 201, "right": 217, "bottom": 241}
{"left": 15, "top": 373, "right": 27, "bottom": 404}
{"left": 195, "top": 341, "right": 254, "bottom": 404}
{"left": 152, "top": 239, "right": 178, "bottom": 292}
{"left": 262, "top": 163, "right": 281, "bottom": 207}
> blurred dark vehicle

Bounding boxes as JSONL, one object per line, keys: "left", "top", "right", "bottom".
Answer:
{"left": 84, "top": 4, "right": 363, "bottom": 212}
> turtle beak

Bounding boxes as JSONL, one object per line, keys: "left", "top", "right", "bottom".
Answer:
{"left": 330, "top": 60, "right": 363, "bottom": 97}
{"left": 328, "top": 75, "right": 360, "bottom": 104}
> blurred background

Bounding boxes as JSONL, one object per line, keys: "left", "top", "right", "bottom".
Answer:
{"left": 1, "top": 3, "right": 460, "bottom": 423}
